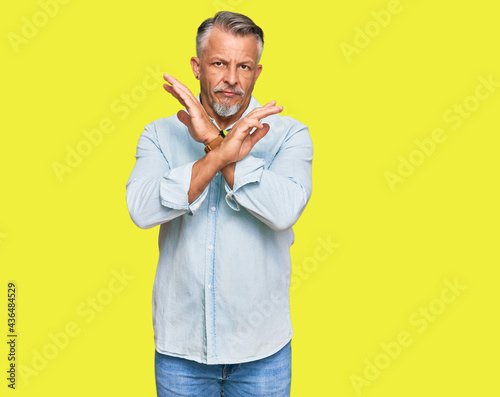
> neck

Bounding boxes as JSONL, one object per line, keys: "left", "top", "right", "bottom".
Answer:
{"left": 212, "top": 113, "right": 241, "bottom": 131}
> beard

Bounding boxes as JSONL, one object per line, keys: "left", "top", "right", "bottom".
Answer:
{"left": 212, "top": 101, "right": 241, "bottom": 118}
{"left": 212, "top": 85, "right": 245, "bottom": 118}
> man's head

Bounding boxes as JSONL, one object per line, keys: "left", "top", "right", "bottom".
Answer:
{"left": 191, "top": 11, "right": 264, "bottom": 125}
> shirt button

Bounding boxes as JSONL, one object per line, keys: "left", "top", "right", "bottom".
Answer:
{"left": 208, "top": 284, "right": 212, "bottom": 289}
{"left": 208, "top": 244, "right": 213, "bottom": 250}
{"left": 211, "top": 206, "right": 216, "bottom": 212}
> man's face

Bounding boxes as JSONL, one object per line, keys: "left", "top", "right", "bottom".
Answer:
{"left": 192, "top": 28, "right": 262, "bottom": 123}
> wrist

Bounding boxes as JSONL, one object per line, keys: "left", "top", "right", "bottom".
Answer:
{"left": 203, "top": 132, "right": 220, "bottom": 146}
{"left": 204, "top": 130, "right": 226, "bottom": 152}
{"left": 205, "top": 146, "right": 230, "bottom": 170}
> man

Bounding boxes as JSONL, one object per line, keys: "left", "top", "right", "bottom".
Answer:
{"left": 126, "top": 11, "right": 312, "bottom": 396}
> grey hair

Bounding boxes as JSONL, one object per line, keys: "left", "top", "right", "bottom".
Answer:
{"left": 196, "top": 11, "right": 264, "bottom": 62}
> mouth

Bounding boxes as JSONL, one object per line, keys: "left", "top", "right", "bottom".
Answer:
{"left": 213, "top": 87, "right": 244, "bottom": 99}
{"left": 218, "top": 91, "right": 238, "bottom": 98}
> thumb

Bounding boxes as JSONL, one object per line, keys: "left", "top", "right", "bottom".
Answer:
{"left": 177, "top": 110, "right": 192, "bottom": 129}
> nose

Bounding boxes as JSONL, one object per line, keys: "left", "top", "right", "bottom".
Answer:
{"left": 223, "top": 64, "right": 238, "bottom": 87}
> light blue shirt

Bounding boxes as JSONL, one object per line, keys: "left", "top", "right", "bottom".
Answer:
{"left": 126, "top": 95, "right": 313, "bottom": 364}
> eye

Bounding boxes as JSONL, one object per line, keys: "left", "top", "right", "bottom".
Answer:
{"left": 240, "top": 65, "right": 249, "bottom": 70}
{"left": 214, "top": 61, "right": 223, "bottom": 67}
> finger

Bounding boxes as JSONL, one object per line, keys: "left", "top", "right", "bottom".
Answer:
{"left": 252, "top": 104, "right": 283, "bottom": 114}
{"left": 231, "top": 118, "right": 265, "bottom": 137}
{"left": 163, "top": 83, "right": 180, "bottom": 98}
{"left": 177, "top": 110, "right": 192, "bottom": 129}
{"left": 164, "top": 82, "right": 187, "bottom": 101}
{"left": 164, "top": 74, "right": 198, "bottom": 104}
{"left": 163, "top": 80, "right": 201, "bottom": 113}
{"left": 163, "top": 74, "right": 186, "bottom": 97}
{"left": 231, "top": 104, "right": 280, "bottom": 135}
{"left": 163, "top": 83, "right": 186, "bottom": 107}
{"left": 246, "top": 105, "right": 283, "bottom": 121}
{"left": 163, "top": 74, "right": 183, "bottom": 86}
{"left": 165, "top": 82, "right": 203, "bottom": 115}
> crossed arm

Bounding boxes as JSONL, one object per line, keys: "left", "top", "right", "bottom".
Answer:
{"left": 126, "top": 74, "right": 312, "bottom": 231}
{"left": 162, "top": 74, "right": 283, "bottom": 203}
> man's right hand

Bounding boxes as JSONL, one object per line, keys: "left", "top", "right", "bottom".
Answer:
{"left": 163, "top": 74, "right": 220, "bottom": 145}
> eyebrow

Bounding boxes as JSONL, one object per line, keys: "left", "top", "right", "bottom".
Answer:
{"left": 208, "top": 56, "right": 255, "bottom": 66}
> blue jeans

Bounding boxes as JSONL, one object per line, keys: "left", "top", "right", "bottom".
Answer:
{"left": 155, "top": 341, "right": 291, "bottom": 396}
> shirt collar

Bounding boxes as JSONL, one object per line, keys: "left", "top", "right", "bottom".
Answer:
{"left": 196, "top": 94, "right": 260, "bottom": 131}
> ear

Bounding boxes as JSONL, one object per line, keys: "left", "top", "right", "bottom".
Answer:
{"left": 191, "top": 57, "right": 201, "bottom": 79}
{"left": 255, "top": 64, "right": 263, "bottom": 81}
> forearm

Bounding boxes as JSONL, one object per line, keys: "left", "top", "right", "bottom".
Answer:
{"left": 220, "top": 163, "right": 235, "bottom": 189}
{"left": 188, "top": 151, "right": 227, "bottom": 203}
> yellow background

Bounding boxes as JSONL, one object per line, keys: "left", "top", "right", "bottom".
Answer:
{"left": 1, "top": 0, "right": 499, "bottom": 395}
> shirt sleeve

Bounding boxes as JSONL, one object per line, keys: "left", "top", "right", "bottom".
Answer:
{"left": 126, "top": 122, "right": 208, "bottom": 229}
{"left": 224, "top": 122, "right": 313, "bottom": 232}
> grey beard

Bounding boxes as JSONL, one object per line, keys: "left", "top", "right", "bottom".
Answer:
{"left": 212, "top": 102, "right": 241, "bottom": 118}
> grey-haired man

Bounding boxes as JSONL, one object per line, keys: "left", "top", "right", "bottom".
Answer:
{"left": 126, "top": 11, "right": 312, "bottom": 396}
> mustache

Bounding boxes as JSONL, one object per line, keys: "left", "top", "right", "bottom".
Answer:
{"left": 213, "top": 86, "right": 244, "bottom": 96}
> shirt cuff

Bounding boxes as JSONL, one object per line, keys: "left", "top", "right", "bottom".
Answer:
{"left": 224, "top": 155, "right": 265, "bottom": 211}
{"left": 159, "top": 162, "right": 208, "bottom": 215}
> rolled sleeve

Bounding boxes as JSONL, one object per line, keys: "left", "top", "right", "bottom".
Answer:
{"left": 224, "top": 155, "right": 265, "bottom": 211}
{"left": 160, "top": 162, "right": 209, "bottom": 215}
{"left": 223, "top": 120, "right": 312, "bottom": 232}
{"left": 126, "top": 119, "right": 209, "bottom": 228}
